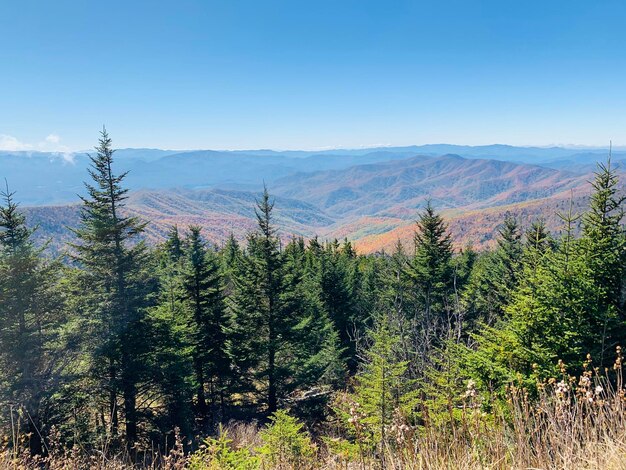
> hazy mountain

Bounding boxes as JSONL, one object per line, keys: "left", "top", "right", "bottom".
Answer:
{"left": 1, "top": 144, "right": 620, "bottom": 206}
{"left": 18, "top": 150, "right": 610, "bottom": 254}
{"left": 271, "top": 154, "right": 586, "bottom": 218}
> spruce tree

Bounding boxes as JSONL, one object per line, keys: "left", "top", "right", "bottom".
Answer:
{"left": 70, "top": 128, "right": 151, "bottom": 447}
{"left": 407, "top": 201, "right": 454, "bottom": 317}
{"left": 181, "top": 226, "right": 230, "bottom": 427}
{"left": 462, "top": 215, "right": 523, "bottom": 327}
{"left": 404, "top": 202, "right": 455, "bottom": 367}
{"left": 282, "top": 238, "right": 344, "bottom": 392}
{"left": 230, "top": 188, "right": 339, "bottom": 412}
{"left": 316, "top": 240, "right": 361, "bottom": 373}
{"left": 493, "top": 215, "right": 523, "bottom": 294}
{"left": 342, "top": 314, "right": 418, "bottom": 464}
{"left": 230, "top": 188, "right": 286, "bottom": 412}
{"left": 220, "top": 233, "right": 242, "bottom": 300}
{"left": 0, "top": 185, "right": 63, "bottom": 454}
{"left": 149, "top": 228, "right": 193, "bottom": 438}
{"left": 523, "top": 218, "right": 552, "bottom": 269}
{"left": 579, "top": 157, "right": 626, "bottom": 364}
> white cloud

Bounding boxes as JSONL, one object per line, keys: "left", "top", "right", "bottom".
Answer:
{"left": 0, "top": 133, "right": 75, "bottom": 163}
{"left": 45, "top": 133, "right": 61, "bottom": 144}
{"left": 0, "top": 134, "right": 33, "bottom": 151}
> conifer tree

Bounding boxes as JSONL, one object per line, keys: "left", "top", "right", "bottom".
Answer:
{"left": 462, "top": 215, "right": 523, "bottom": 327}
{"left": 316, "top": 240, "right": 361, "bottom": 372}
{"left": 407, "top": 201, "right": 454, "bottom": 317}
{"left": 523, "top": 218, "right": 552, "bottom": 269}
{"left": 70, "top": 128, "right": 151, "bottom": 447}
{"left": 220, "top": 233, "right": 242, "bottom": 298}
{"left": 493, "top": 215, "right": 523, "bottom": 292}
{"left": 282, "top": 238, "right": 344, "bottom": 391}
{"left": 230, "top": 188, "right": 340, "bottom": 412}
{"left": 0, "top": 185, "right": 63, "bottom": 454}
{"left": 149, "top": 228, "right": 193, "bottom": 438}
{"left": 230, "top": 188, "right": 288, "bottom": 412}
{"left": 460, "top": 159, "right": 626, "bottom": 390}
{"left": 181, "top": 226, "right": 230, "bottom": 426}
{"left": 342, "top": 314, "right": 418, "bottom": 464}
{"left": 578, "top": 157, "right": 626, "bottom": 363}
{"left": 404, "top": 202, "right": 455, "bottom": 366}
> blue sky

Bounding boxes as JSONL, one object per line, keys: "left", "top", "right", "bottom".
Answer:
{"left": 1, "top": 0, "right": 626, "bottom": 151}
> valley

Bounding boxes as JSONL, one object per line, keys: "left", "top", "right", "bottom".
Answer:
{"left": 13, "top": 146, "right": 618, "bottom": 253}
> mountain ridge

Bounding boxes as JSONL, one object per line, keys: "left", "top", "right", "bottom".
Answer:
{"left": 16, "top": 152, "right": 613, "bottom": 254}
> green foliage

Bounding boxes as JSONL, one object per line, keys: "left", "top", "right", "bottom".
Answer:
{"left": 338, "top": 315, "right": 419, "bottom": 457}
{"left": 257, "top": 410, "right": 316, "bottom": 469}
{"left": 188, "top": 428, "right": 259, "bottom": 470}
{"left": 69, "top": 128, "right": 154, "bottom": 447}
{"left": 181, "top": 225, "right": 230, "bottom": 426}
{"left": 0, "top": 184, "right": 65, "bottom": 454}
{"left": 314, "top": 239, "right": 364, "bottom": 373}
{"left": 230, "top": 189, "right": 343, "bottom": 412}
{"left": 462, "top": 215, "right": 524, "bottom": 329}
{"left": 148, "top": 233, "right": 194, "bottom": 439}
{"left": 458, "top": 158, "right": 626, "bottom": 396}
{"left": 406, "top": 201, "right": 454, "bottom": 319}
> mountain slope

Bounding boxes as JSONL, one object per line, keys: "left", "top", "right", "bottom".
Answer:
{"left": 272, "top": 154, "right": 587, "bottom": 218}
{"left": 24, "top": 188, "right": 337, "bottom": 252}
{"left": 23, "top": 154, "right": 609, "bottom": 255}
{"left": 3, "top": 144, "right": 622, "bottom": 205}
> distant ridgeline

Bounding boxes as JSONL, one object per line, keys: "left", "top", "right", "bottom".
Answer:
{"left": 7, "top": 143, "right": 622, "bottom": 253}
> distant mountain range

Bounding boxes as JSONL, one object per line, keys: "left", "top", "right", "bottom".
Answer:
{"left": 3, "top": 144, "right": 623, "bottom": 253}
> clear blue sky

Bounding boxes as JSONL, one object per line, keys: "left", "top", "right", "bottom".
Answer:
{"left": 1, "top": 0, "right": 626, "bottom": 151}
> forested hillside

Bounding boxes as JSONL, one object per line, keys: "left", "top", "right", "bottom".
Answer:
{"left": 1, "top": 131, "right": 626, "bottom": 468}
{"left": 17, "top": 148, "right": 621, "bottom": 254}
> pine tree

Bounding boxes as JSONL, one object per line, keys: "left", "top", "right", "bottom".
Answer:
{"left": 230, "top": 188, "right": 287, "bottom": 413}
{"left": 578, "top": 157, "right": 626, "bottom": 364}
{"left": 462, "top": 215, "right": 523, "bottom": 327}
{"left": 230, "top": 188, "right": 340, "bottom": 412}
{"left": 342, "top": 314, "right": 418, "bottom": 464}
{"left": 404, "top": 202, "right": 455, "bottom": 368}
{"left": 149, "top": 228, "right": 193, "bottom": 438}
{"left": 70, "top": 128, "right": 151, "bottom": 447}
{"left": 181, "top": 226, "right": 230, "bottom": 427}
{"left": 0, "top": 185, "right": 63, "bottom": 454}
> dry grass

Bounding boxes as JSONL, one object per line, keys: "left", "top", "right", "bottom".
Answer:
{"left": 2, "top": 360, "right": 625, "bottom": 469}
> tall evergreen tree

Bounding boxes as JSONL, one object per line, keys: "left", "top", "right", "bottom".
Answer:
{"left": 148, "top": 227, "right": 193, "bottom": 439}
{"left": 316, "top": 240, "right": 361, "bottom": 372}
{"left": 578, "top": 157, "right": 626, "bottom": 364}
{"left": 70, "top": 129, "right": 151, "bottom": 447}
{"left": 404, "top": 202, "right": 455, "bottom": 367}
{"left": 230, "top": 188, "right": 287, "bottom": 413}
{"left": 230, "top": 188, "right": 341, "bottom": 412}
{"left": 181, "top": 226, "right": 230, "bottom": 427}
{"left": 407, "top": 202, "right": 454, "bottom": 317}
{"left": 0, "top": 185, "right": 63, "bottom": 454}
{"left": 282, "top": 238, "right": 344, "bottom": 391}
{"left": 462, "top": 215, "right": 523, "bottom": 327}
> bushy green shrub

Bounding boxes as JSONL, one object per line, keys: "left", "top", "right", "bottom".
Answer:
{"left": 256, "top": 411, "right": 317, "bottom": 469}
